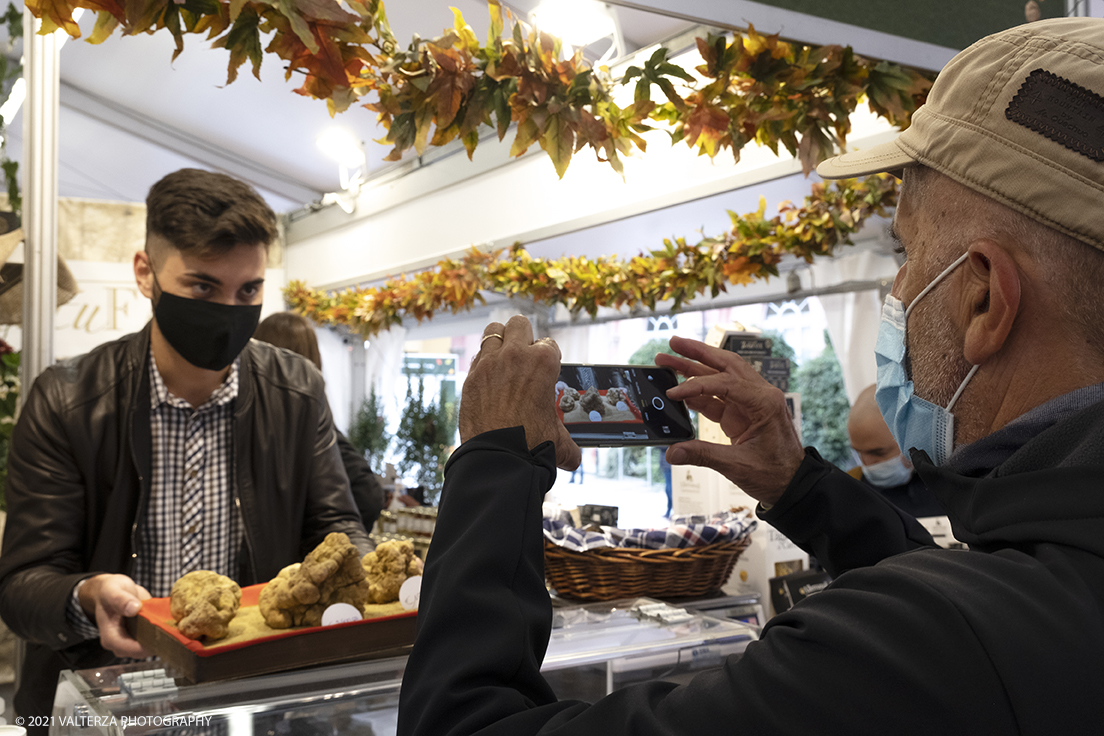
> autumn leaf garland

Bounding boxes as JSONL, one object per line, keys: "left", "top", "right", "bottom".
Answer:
{"left": 27, "top": 0, "right": 932, "bottom": 178}
{"left": 284, "top": 174, "right": 898, "bottom": 337}
{"left": 21, "top": 0, "right": 921, "bottom": 333}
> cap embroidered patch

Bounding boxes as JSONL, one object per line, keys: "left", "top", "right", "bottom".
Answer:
{"left": 1006, "top": 68, "right": 1104, "bottom": 163}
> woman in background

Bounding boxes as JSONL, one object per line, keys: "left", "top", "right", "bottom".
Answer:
{"left": 254, "top": 312, "right": 387, "bottom": 532}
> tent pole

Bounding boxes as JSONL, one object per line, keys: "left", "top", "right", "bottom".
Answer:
{"left": 20, "top": 8, "right": 61, "bottom": 394}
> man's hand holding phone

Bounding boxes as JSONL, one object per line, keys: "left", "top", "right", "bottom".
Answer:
{"left": 656, "top": 336, "right": 805, "bottom": 508}
{"left": 461, "top": 316, "right": 581, "bottom": 470}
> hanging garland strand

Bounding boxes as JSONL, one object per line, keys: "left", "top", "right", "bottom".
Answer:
{"left": 284, "top": 174, "right": 898, "bottom": 337}
{"left": 27, "top": 0, "right": 932, "bottom": 177}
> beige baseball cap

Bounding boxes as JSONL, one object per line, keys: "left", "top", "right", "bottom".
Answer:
{"left": 817, "top": 17, "right": 1104, "bottom": 251}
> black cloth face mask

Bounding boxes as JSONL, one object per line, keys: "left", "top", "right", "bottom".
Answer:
{"left": 151, "top": 272, "right": 262, "bottom": 371}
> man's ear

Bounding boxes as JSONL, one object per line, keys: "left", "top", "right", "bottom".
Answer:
{"left": 134, "top": 250, "right": 154, "bottom": 300}
{"left": 962, "top": 241, "right": 1020, "bottom": 365}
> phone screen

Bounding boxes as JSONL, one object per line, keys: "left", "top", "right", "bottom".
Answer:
{"left": 556, "top": 364, "right": 695, "bottom": 446}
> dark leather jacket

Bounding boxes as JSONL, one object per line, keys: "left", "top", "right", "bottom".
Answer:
{"left": 0, "top": 324, "right": 371, "bottom": 719}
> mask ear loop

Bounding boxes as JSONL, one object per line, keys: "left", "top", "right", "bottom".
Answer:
{"left": 903, "top": 251, "right": 971, "bottom": 321}
{"left": 945, "top": 364, "right": 980, "bottom": 412}
{"left": 900, "top": 249, "right": 981, "bottom": 414}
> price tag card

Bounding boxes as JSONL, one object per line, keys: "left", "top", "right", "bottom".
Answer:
{"left": 399, "top": 576, "right": 422, "bottom": 611}
{"left": 321, "top": 603, "right": 364, "bottom": 627}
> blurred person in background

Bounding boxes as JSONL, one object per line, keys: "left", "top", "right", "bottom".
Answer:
{"left": 846, "top": 384, "right": 943, "bottom": 518}
{"left": 254, "top": 311, "right": 387, "bottom": 532}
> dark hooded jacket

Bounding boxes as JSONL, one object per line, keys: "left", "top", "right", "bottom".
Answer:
{"left": 397, "top": 394, "right": 1104, "bottom": 736}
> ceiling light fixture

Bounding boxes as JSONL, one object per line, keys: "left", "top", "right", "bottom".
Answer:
{"left": 316, "top": 127, "right": 366, "bottom": 169}
{"left": 316, "top": 127, "right": 367, "bottom": 213}
{"left": 530, "top": 0, "right": 620, "bottom": 56}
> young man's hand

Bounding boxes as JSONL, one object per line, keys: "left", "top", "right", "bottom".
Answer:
{"left": 657, "top": 336, "right": 805, "bottom": 508}
{"left": 460, "top": 315, "right": 581, "bottom": 471}
{"left": 79, "top": 574, "right": 152, "bottom": 659}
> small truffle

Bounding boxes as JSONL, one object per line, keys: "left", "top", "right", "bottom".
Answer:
{"left": 170, "top": 570, "right": 242, "bottom": 641}
{"left": 362, "top": 539, "right": 423, "bottom": 604}
{"left": 579, "top": 386, "right": 605, "bottom": 414}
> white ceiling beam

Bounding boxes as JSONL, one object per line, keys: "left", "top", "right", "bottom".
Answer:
{"left": 602, "top": 0, "right": 958, "bottom": 72}
{"left": 58, "top": 81, "right": 324, "bottom": 205}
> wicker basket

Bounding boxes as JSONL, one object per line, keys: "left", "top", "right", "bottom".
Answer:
{"left": 544, "top": 537, "right": 751, "bottom": 602}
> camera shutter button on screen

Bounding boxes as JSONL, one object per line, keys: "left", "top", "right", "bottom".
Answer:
{"left": 652, "top": 397, "right": 665, "bottom": 410}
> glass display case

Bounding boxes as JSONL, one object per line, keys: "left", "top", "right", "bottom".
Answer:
{"left": 50, "top": 598, "right": 758, "bottom": 736}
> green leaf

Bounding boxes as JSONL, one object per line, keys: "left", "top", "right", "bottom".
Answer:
{"left": 214, "top": 8, "right": 263, "bottom": 83}
{"left": 163, "top": 4, "right": 185, "bottom": 61}
{"left": 451, "top": 7, "right": 478, "bottom": 53}
{"left": 228, "top": 0, "right": 248, "bottom": 21}
{"left": 87, "top": 10, "right": 120, "bottom": 43}
{"left": 510, "top": 116, "right": 539, "bottom": 157}
{"left": 487, "top": 0, "right": 503, "bottom": 45}
{"left": 125, "top": 0, "right": 171, "bottom": 35}
{"left": 462, "top": 129, "right": 480, "bottom": 159}
{"left": 1, "top": 159, "right": 19, "bottom": 217}
{"left": 656, "top": 61, "right": 694, "bottom": 82}
{"left": 275, "top": 0, "right": 319, "bottom": 54}
{"left": 414, "top": 105, "right": 434, "bottom": 156}
{"left": 1, "top": 3, "right": 22, "bottom": 41}
{"left": 540, "top": 112, "right": 574, "bottom": 178}
{"left": 493, "top": 83, "right": 513, "bottom": 140}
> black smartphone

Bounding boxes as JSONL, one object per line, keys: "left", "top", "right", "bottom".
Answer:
{"left": 556, "top": 364, "right": 695, "bottom": 447}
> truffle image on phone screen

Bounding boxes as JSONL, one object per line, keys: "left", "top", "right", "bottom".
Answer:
{"left": 555, "top": 367, "right": 643, "bottom": 425}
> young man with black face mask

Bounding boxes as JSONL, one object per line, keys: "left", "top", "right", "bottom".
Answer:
{"left": 0, "top": 168, "right": 372, "bottom": 727}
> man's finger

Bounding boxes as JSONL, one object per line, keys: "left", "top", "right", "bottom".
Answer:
{"left": 101, "top": 619, "right": 150, "bottom": 659}
{"left": 533, "top": 336, "right": 562, "bottom": 362}
{"left": 502, "top": 314, "right": 534, "bottom": 346}
{"left": 477, "top": 322, "right": 507, "bottom": 357}
{"left": 669, "top": 336, "right": 756, "bottom": 377}
{"left": 654, "top": 351, "right": 716, "bottom": 379}
{"left": 663, "top": 439, "right": 738, "bottom": 474}
{"left": 667, "top": 373, "right": 739, "bottom": 403}
{"left": 96, "top": 600, "right": 150, "bottom": 659}
{"left": 555, "top": 425, "right": 582, "bottom": 471}
{"left": 680, "top": 394, "right": 728, "bottom": 424}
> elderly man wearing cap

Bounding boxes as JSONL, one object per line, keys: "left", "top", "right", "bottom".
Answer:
{"left": 398, "top": 17, "right": 1104, "bottom": 736}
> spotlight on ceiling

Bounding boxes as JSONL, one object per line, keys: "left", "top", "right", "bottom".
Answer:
{"left": 316, "top": 127, "right": 366, "bottom": 169}
{"left": 530, "top": 0, "right": 617, "bottom": 50}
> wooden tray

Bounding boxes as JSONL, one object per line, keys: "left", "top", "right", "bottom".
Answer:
{"left": 127, "top": 583, "right": 418, "bottom": 684}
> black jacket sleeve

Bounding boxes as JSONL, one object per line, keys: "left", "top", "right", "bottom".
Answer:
{"left": 396, "top": 431, "right": 1014, "bottom": 736}
{"left": 0, "top": 369, "right": 98, "bottom": 650}
{"left": 336, "top": 430, "right": 386, "bottom": 531}
{"left": 296, "top": 384, "right": 374, "bottom": 559}
{"left": 760, "top": 447, "right": 937, "bottom": 577}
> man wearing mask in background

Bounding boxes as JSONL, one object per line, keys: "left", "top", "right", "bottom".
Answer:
{"left": 399, "top": 17, "right": 1104, "bottom": 735}
{"left": 846, "top": 383, "right": 943, "bottom": 518}
{"left": 0, "top": 168, "right": 371, "bottom": 727}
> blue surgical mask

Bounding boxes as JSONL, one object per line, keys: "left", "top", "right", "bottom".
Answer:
{"left": 874, "top": 252, "right": 980, "bottom": 466}
{"left": 861, "top": 454, "right": 914, "bottom": 488}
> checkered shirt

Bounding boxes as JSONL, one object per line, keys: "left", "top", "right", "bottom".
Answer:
{"left": 67, "top": 349, "right": 244, "bottom": 638}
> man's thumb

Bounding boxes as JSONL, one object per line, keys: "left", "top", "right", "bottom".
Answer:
{"left": 665, "top": 440, "right": 731, "bottom": 471}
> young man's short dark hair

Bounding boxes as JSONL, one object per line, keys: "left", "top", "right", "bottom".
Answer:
{"left": 145, "top": 168, "right": 278, "bottom": 261}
